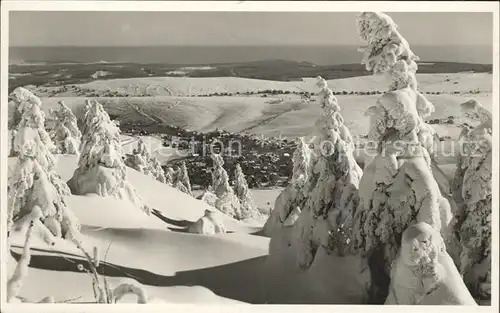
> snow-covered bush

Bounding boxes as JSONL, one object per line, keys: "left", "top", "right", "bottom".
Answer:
{"left": 198, "top": 189, "right": 218, "bottom": 207}
{"left": 452, "top": 100, "right": 492, "bottom": 299}
{"left": 352, "top": 12, "right": 453, "bottom": 302}
{"left": 262, "top": 136, "right": 312, "bottom": 236}
{"left": 49, "top": 100, "right": 81, "bottom": 155}
{"left": 188, "top": 209, "right": 226, "bottom": 235}
{"left": 67, "top": 99, "right": 150, "bottom": 214}
{"left": 284, "top": 77, "right": 362, "bottom": 269}
{"left": 385, "top": 222, "right": 476, "bottom": 305}
{"left": 233, "top": 164, "right": 261, "bottom": 220}
{"left": 210, "top": 154, "right": 241, "bottom": 219}
{"left": 8, "top": 87, "right": 80, "bottom": 240}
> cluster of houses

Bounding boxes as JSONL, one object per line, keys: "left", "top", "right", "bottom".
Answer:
{"left": 164, "top": 129, "right": 296, "bottom": 189}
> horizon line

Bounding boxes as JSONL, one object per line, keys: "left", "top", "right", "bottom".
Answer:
{"left": 9, "top": 43, "right": 494, "bottom": 48}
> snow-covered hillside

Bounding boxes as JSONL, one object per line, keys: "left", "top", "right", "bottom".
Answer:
{"left": 6, "top": 71, "right": 493, "bottom": 306}
{"left": 12, "top": 73, "right": 491, "bottom": 140}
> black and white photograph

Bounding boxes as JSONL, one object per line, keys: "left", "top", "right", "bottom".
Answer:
{"left": 1, "top": 1, "right": 498, "bottom": 310}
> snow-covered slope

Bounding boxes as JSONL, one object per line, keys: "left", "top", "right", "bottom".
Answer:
{"left": 7, "top": 153, "right": 268, "bottom": 303}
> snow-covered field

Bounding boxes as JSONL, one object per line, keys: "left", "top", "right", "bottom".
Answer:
{"left": 19, "top": 73, "right": 492, "bottom": 140}
{"left": 30, "top": 73, "right": 492, "bottom": 97}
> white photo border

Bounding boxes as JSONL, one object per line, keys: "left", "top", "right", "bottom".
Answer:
{"left": 1, "top": 1, "right": 498, "bottom": 313}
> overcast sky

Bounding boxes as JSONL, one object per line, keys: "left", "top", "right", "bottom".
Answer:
{"left": 9, "top": 11, "right": 493, "bottom": 47}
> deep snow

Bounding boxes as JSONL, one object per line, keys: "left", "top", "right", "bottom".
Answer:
{"left": 5, "top": 68, "right": 493, "bottom": 305}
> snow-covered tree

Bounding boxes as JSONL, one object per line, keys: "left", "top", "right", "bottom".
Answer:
{"left": 233, "top": 164, "right": 260, "bottom": 220}
{"left": 49, "top": 100, "right": 81, "bottom": 155}
{"left": 266, "top": 76, "right": 363, "bottom": 273}
{"left": 452, "top": 99, "right": 492, "bottom": 299}
{"left": 356, "top": 11, "right": 436, "bottom": 154}
{"left": 285, "top": 76, "right": 363, "bottom": 269}
{"left": 127, "top": 137, "right": 167, "bottom": 183}
{"left": 263, "top": 78, "right": 371, "bottom": 304}
{"left": 164, "top": 166, "right": 176, "bottom": 186}
{"left": 7, "top": 209, "right": 38, "bottom": 303}
{"left": 9, "top": 92, "right": 24, "bottom": 157}
{"left": 351, "top": 12, "right": 453, "bottom": 302}
{"left": 67, "top": 99, "right": 149, "bottom": 214}
{"left": 128, "top": 138, "right": 153, "bottom": 175}
{"left": 210, "top": 154, "right": 241, "bottom": 219}
{"left": 291, "top": 137, "right": 312, "bottom": 186}
{"left": 263, "top": 136, "right": 312, "bottom": 236}
{"left": 150, "top": 157, "right": 167, "bottom": 184}
{"left": 7, "top": 87, "right": 80, "bottom": 240}
{"left": 175, "top": 161, "right": 192, "bottom": 195}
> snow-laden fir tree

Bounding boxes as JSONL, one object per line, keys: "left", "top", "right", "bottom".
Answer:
{"left": 233, "top": 164, "right": 261, "bottom": 220}
{"left": 175, "top": 161, "right": 192, "bottom": 195}
{"left": 188, "top": 209, "right": 226, "bottom": 235}
{"left": 7, "top": 87, "right": 80, "bottom": 240}
{"left": 452, "top": 99, "right": 492, "bottom": 299}
{"left": 210, "top": 154, "right": 241, "bottom": 219}
{"left": 351, "top": 12, "right": 453, "bottom": 302}
{"left": 49, "top": 100, "right": 82, "bottom": 155}
{"left": 284, "top": 76, "right": 363, "bottom": 269}
{"left": 67, "top": 99, "right": 150, "bottom": 214}
{"left": 150, "top": 157, "right": 167, "bottom": 184}
{"left": 262, "top": 136, "right": 312, "bottom": 236}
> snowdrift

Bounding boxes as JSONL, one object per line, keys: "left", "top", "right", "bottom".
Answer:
{"left": 7, "top": 152, "right": 269, "bottom": 303}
